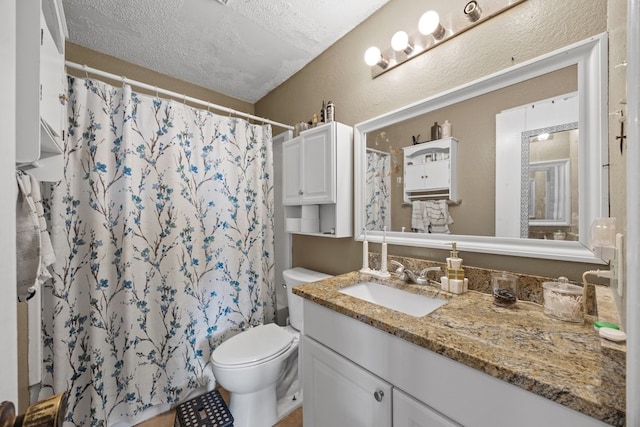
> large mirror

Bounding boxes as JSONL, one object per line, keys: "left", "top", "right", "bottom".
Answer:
{"left": 354, "top": 34, "right": 608, "bottom": 263}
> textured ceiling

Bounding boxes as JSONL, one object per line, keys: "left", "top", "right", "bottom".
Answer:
{"left": 62, "top": 0, "right": 390, "bottom": 103}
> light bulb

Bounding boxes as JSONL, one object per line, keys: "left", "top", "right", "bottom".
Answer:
{"left": 419, "top": 10, "right": 446, "bottom": 40}
{"left": 418, "top": 11, "right": 440, "bottom": 35}
{"left": 364, "top": 46, "right": 382, "bottom": 66}
{"left": 391, "top": 31, "right": 409, "bottom": 52}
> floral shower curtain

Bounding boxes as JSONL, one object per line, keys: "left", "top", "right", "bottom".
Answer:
{"left": 365, "top": 150, "right": 391, "bottom": 230}
{"left": 41, "top": 76, "right": 276, "bottom": 426}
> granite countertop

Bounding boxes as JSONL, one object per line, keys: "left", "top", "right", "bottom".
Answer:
{"left": 293, "top": 270, "right": 626, "bottom": 426}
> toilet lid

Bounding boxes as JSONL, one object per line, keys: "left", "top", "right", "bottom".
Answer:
{"left": 212, "top": 323, "right": 294, "bottom": 366}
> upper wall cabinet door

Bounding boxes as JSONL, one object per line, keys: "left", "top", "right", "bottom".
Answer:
{"left": 16, "top": 0, "right": 67, "bottom": 182}
{"left": 40, "top": 9, "right": 67, "bottom": 146}
{"left": 283, "top": 122, "right": 336, "bottom": 205}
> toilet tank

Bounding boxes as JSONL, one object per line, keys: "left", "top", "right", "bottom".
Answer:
{"left": 283, "top": 267, "right": 332, "bottom": 332}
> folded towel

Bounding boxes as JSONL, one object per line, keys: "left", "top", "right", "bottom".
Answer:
{"left": 411, "top": 200, "right": 428, "bottom": 232}
{"left": 411, "top": 199, "right": 454, "bottom": 234}
{"left": 424, "top": 200, "right": 453, "bottom": 234}
{"left": 15, "top": 170, "right": 56, "bottom": 301}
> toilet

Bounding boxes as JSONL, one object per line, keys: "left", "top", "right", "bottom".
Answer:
{"left": 211, "top": 267, "right": 332, "bottom": 427}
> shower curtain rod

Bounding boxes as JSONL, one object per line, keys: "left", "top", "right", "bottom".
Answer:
{"left": 65, "top": 61, "right": 294, "bottom": 131}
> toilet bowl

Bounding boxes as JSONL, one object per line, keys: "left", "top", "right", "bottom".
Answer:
{"left": 211, "top": 267, "right": 332, "bottom": 427}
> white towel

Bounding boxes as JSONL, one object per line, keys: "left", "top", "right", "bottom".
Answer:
{"left": 411, "top": 200, "right": 454, "bottom": 234}
{"left": 16, "top": 170, "right": 56, "bottom": 301}
{"left": 411, "top": 201, "right": 428, "bottom": 232}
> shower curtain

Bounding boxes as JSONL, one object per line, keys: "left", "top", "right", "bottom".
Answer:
{"left": 40, "top": 76, "right": 276, "bottom": 426}
{"left": 365, "top": 150, "right": 391, "bottom": 230}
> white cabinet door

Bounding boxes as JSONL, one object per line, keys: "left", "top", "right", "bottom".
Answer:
{"left": 303, "top": 335, "right": 391, "bottom": 427}
{"left": 300, "top": 127, "right": 334, "bottom": 203}
{"left": 283, "top": 137, "right": 303, "bottom": 204}
{"left": 393, "top": 388, "right": 462, "bottom": 427}
{"left": 40, "top": 9, "right": 66, "bottom": 146}
{"left": 282, "top": 123, "right": 335, "bottom": 205}
{"left": 404, "top": 161, "right": 450, "bottom": 193}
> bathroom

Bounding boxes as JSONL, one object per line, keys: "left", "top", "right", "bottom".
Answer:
{"left": 1, "top": 0, "right": 639, "bottom": 426}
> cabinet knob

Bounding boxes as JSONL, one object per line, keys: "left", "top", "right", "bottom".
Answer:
{"left": 298, "top": 190, "right": 304, "bottom": 195}
{"left": 373, "top": 389, "right": 384, "bottom": 402}
{"left": 59, "top": 93, "right": 69, "bottom": 105}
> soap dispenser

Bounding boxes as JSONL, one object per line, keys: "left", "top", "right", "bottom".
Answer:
{"left": 441, "top": 242, "right": 468, "bottom": 294}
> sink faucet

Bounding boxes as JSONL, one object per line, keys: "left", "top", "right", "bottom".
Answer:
{"left": 390, "top": 260, "right": 419, "bottom": 284}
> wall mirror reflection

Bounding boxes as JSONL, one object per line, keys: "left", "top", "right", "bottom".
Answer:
{"left": 354, "top": 34, "right": 608, "bottom": 263}
{"left": 521, "top": 123, "right": 578, "bottom": 239}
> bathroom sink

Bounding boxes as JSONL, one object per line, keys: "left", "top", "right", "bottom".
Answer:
{"left": 339, "top": 281, "right": 446, "bottom": 317}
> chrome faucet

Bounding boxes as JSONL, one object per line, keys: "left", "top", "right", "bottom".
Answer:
{"left": 390, "top": 260, "right": 419, "bottom": 284}
{"left": 390, "top": 261, "right": 442, "bottom": 286}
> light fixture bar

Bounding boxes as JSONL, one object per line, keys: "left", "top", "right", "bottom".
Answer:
{"left": 369, "top": 0, "right": 527, "bottom": 79}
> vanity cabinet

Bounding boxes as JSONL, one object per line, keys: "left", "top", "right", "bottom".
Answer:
{"left": 282, "top": 122, "right": 352, "bottom": 237}
{"left": 302, "top": 299, "right": 609, "bottom": 427}
{"left": 393, "top": 389, "right": 461, "bottom": 427}
{"left": 303, "top": 335, "right": 392, "bottom": 426}
{"left": 16, "top": 0, "right": 67, "bottom": 182}
{"left": 402, "top": 138, "right": 457, "bottom": 203}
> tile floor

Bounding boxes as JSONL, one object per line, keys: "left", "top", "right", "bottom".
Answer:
{"left": 135, "top": 387, "right": 303, "bottom": 427}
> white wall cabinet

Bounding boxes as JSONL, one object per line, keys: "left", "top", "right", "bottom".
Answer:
{"left": 283, "top": 127, "right": 334, "bottom": 205}
{"left": 402, "top": 138, "right": 458, "bottom": 203}
{"left": 16, "top": 0, "right": 67, "bottom": 182}
{"left": 282, "top": 122, "right": 352, "bottom": 237}
{"left": 303, "top": 300, "right": 609, "bottom": 427}
{"left": 303, "top": 335, "right": 392, "bottom": 427}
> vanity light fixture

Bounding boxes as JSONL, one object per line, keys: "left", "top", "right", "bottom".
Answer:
{"left": 364, "top": 0, "right": 527, "bottom": 78}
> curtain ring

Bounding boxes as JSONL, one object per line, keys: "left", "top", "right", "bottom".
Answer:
{"left": 154, "top": 86, "right": 159, "bottom": 99}
{"left": 121, "top": 75, "right": 126, "bottom": 88}
{"left": 207, "top": 102, "right": 211, "bottom": 112}
{"left": 83, "top": 64, "right": 89, "bottom": 79}
{"left": 183, "top": 94, "right": 187, "bottom": 105}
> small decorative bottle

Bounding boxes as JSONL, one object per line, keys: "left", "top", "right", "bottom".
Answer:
{"left": 430, "top": 122, "right": 442, "bottom": 140}
{"left": 441, "top": 120, "right": 452, "bottom": 138}
{"left": 326, "top": 101, "right": 335, "bottom": 122}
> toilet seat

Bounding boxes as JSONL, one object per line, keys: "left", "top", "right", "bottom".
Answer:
{"left": 212, "top": 323, "right": 295, "bottom": 368}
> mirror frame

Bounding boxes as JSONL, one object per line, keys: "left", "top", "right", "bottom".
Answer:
{"left": 354, "top": 33, "right": 608, "bottom": 264}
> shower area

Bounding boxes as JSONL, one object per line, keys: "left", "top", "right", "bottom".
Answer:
{"left": 17, "top": 64, "right": 294, "bottom": 425}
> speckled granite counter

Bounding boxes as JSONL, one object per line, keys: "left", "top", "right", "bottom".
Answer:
{"left": 293, "top": 268, "right": 626, "bottom": 426}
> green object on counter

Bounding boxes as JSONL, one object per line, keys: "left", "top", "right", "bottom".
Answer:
{"left": 594, "top": 321, "right": 619, "bottom": 330}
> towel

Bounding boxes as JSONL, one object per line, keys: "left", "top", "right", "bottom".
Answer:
{"left": 16, "top": 170, "right": 56, "bottom": 301}
{"left": 411, "top": 200, "right": 454, "bottom": 234}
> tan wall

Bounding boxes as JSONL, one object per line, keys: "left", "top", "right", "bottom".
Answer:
{"left": 65, "top": 43, "right": 254, "bottom": 115}
{"left": 256, "top": 0, "right": 612, "bottom": 281}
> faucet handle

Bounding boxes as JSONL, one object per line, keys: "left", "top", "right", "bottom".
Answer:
{"left": 417, "top": 267, "right": 441, "bottom": 286}
{"left": 419, "top": 266, "right": 441, "bottom": 278}
{"left": 390, "top": 260, "right": 405, "bottom": 273}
